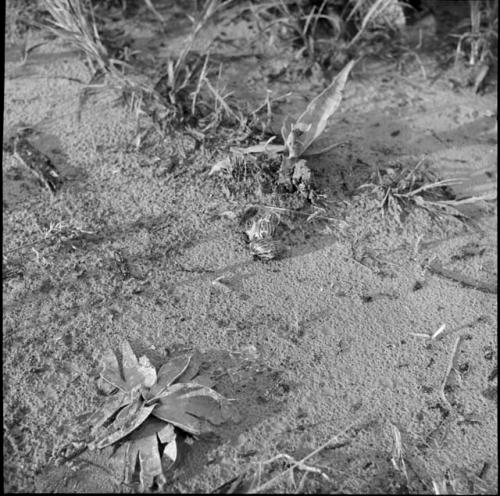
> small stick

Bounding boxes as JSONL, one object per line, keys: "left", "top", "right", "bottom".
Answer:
{"left": 302, "top": 140, "right": 349, "bottom": 157}
{"left": 251, "top": 91, "right": 292, "bottom": 115}
{"left": 250, "top": 420, "right": 359, "bottom": 493}
{"left": 296, "top": 472, "right": 309, "bottom": 493}
{"left": 390, "top": 424, "right": 408, "bottom": 482}
{"left": 432, "top": 324, "right": 446, "bottom": 340}
{"left": 256, "top": 205, "right": 344, "bottom": 223}
{"left": 423, "top": 192, "right": 497, "bottom": 206}
{"left": 440, "top": 335, "right": 462, "bottom": 410}
{"left": 394, "top": 178, "right": 465, "bottom": 198}
{"left": 427, "top": 259, "right": 497, "bottom": 294}
{"left": 409, "top": 332, "right": 432, "bottom": 339}
{"left": 260, "top": 454, "right": 328, "bottom": 477}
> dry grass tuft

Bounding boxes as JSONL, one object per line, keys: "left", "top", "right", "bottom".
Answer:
{"left": 42, "top": 0, "right": 243, "bottom": 133}
{"left": 357, "top": 158, "right": 489, "bottom": 222}
{"left": 214, "top": 419, "right": 362, "bottom": 493}
{"left": 249, "top": 0, "right": 406, "bottom": 70}
{"left": 452, "top": 0, "right": 498, "bottom": 66}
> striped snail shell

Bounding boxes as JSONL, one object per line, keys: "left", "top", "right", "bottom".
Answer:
{"left": 245, "top": 212, "right": 280, "bottom": 242}
{"left": 249, "top": 239, "right": 282, "bottom": 261}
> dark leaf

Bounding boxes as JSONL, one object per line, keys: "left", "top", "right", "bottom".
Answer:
{"left": 91, "top": 397, "right": 155, "bottom": 449}
{"left": 152, "top": 383, "right": 228, "bottom": 436}
{"left": 143, "top": 354, "right": 192, "bottom": 401}
{"left": 101, "top": 348, "right": 128, "bottom": 391}
{"left": 87, "top": 388, "right": 140, "bottom": 434}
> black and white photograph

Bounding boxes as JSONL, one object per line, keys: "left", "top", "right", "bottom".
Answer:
{"left": 3, "top": 0, "right": 497, "bottom": 492}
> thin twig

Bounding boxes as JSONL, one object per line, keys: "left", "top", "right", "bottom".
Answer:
{"left": 427, "top": 258, "right": 497, "bottom": 294}
{"left": 432, "top": 324, "right": 446, "bottom": 340}
{"left": 250, "top": 420, "right": 359, "bottom": 493}
{"left": 256, "top": 205, "right": 344, "bottom": 223}
{"left": 440, "top": 335, "right": 463, "bottom": 410}
{"left": 423, "top": 192, "right": 497, "bottom": 206}
{"left": 394, "top": 179, "right": 465, "bottom": 198}
{"left": 260, "top": 454, "right": 328, "bottom": 477}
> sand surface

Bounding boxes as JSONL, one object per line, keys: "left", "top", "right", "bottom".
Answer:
{"left": 3, "top": 2, "right": 497, "bottom": 493}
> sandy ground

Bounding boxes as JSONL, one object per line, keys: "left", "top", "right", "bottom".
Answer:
{"left": 3, "top": 3, "right": 497, "bottom": 493}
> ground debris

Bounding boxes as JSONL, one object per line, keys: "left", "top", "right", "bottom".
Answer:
{"left": 427, "top": 258, "right": 497, "bottom": 294}
{"left": 4, "top": 126, "right": 63, "bottom": 194}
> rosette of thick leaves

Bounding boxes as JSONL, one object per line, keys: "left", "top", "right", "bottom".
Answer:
{"left": 85, "top": 341, "right": 232, "bottom": 491}
{"left": 86, "top": 341, "right": 158, "bottom": 442}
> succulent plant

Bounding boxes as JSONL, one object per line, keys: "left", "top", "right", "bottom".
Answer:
{"left": 79, "top": 341, "right": 232, "bottom": 491}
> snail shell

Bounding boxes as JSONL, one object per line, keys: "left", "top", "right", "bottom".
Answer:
{"left": 249, "top": 239, "right": 282, "bottom": 261}
{"left": 245, "top": 212, "right": 280, "bottom": 242}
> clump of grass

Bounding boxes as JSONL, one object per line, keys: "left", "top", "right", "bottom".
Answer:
{"left": 42, "top": 0, "right": 242, "bottom": 133}
{"left": 43, "top": 0, "right": 156, "bottom": 120}
{"left": 358, "top": 159, "right": 468, "bottom": 221}
{"left": 249, "top": 0, "right": 406, "bottom": 71}
{"left": 6, "top": 0, "right": 47, "bottom": 43}
{"left": 214, "top": 420, "right": 361, "bottom": 493}
{"left": 43, "top": 0, "right": 110, "bottom": 72}
{"left": 452, "top": 0, "right": 498, "bottom": 66}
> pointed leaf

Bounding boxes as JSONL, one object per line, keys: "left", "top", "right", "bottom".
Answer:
{"left": 105, "top": 341, "right": 157, "bottom": 391}
{"left": 152, "top": 404, "right": 203, "bottom": 436}
{"left": 120, "top": 341, "right": 141, "bottom": 387}
{"left": 92, "top": 397, "right": 155, "bottom": 449}
{"left": 100, "top": 348, "right": 128, "bottom": 391}
{"left": 285, "top": 59, "right": 356, "bottom": 157}
{"left": 128, "top": 418, "right": 174, "bottom": 442}
{"left": 87, "top": 388, "right": 140, "bottom": 434}
{"left": 143, "top": 355, "right": 192, "bottom": 401}
{"left": 176, "top": 350, "right": 202, "bottom": 383}
{"left": 151, "top": 383, "right": 228, "bottom": 435}
{"left": 157, "top": 354, "right": 192, "bottom": 385}
{"left": 162, "top": 436, "right": 177, "bottom": 471}
{"left": 122, "top": 423, "right": 165, "bottom": 491}
{"left": 184, "top": 396, "right": 227, "bottom": 425}
{"left": 137, "top": 434, "right": 165, "bottom": 490}
{"left": 123, "top": 441, "right": 139, "bottom": 486}
{"left": 280, "top": 115, "right": 293, "bottom": 145}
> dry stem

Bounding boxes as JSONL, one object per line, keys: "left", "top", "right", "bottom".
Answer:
{"left": 249, "top": 419, "right": 359, "bottom": 493}
{"left": 439, "top": 335, "right": 463, "bottom": 410}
